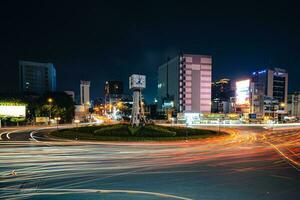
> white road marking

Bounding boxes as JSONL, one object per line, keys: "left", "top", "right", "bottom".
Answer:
{"left": 6, "top": 130, "right": 20, "bottom": 140}
{"left": 30, "top": 131, "right": 39, "bottom": 142}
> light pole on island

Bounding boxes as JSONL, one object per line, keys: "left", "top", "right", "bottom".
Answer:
{"left": 48, "top": 98, "right": 53, "bottom": 125}
{"left": 54, "top": 117, "right": 61, "bottom": 130}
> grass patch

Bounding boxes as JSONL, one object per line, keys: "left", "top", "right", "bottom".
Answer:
{"left": 51, "top": 124, "right": 225, "bottom": 141}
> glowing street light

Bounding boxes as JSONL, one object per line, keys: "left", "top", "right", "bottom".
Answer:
{"left": 47, "top": 98, "right": 53, "bottom": 125}
{"left": 74, "top": 119, "right": 80, "bottom": 128}
{"left": 54, "top": 117, "right": 61, "bottom": 130}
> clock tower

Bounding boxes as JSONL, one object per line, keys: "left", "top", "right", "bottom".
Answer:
{"left": 129, "top": 74, "right": 146, "bottom": 126}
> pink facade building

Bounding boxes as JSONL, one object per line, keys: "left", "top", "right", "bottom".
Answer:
{"left": 157, "top": 54, "right": 212, "bottom": 113}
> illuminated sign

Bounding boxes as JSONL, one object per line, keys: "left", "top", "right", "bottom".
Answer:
{"left": 0, "top": 106, "right": 26, "bottom": 117}
{"left": 236, "top": 80, "right": 250, "bottom": 106}
{"left": 252, "top": 69, "right": 266, "bottom": 75}
{"left": 35, "top": 117, "right": 49, "bottom": 123}
{"left": 184, "top": 113, "right": 200, "bottom": 125}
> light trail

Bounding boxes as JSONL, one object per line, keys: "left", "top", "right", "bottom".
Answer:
{"left": 1, "top": 126, "right": 300, "bottom": 199}
{"left": 0, "top": 188, "right": 192, "bottom": 200}
{"left": 29, "top": 131, "right": 39, "bottom": 142}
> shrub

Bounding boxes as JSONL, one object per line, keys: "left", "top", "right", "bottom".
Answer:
{"left": 127, "top": 126, "right": 141, "bottom": 136}
{"left": 51, "top": 124, "right": 221, "bottom": 141}
{"left": 73, "top": 125, "right": 104, "bottom": 133}
{"left": 139, "top": 125, "right": 176, "bottom": 137}
{"left": 167, "top": 126, "right": 216, "bottom": 136}
{"left": 94, "top": 124, "right": 130, "bottom": 136}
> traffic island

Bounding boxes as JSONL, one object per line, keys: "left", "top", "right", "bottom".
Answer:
{"left": 50, "top": 124, "right": 226, "bottom": 141}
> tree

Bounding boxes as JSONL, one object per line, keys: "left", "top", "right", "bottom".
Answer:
{"left": 35, "top": 92, "right": 75, "bottom": 123}
{"left": 10, "top": 117, "right": 26, "bottom": 126}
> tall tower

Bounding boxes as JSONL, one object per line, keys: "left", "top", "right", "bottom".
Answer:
{"left": 80, "top": 80, "right": 90, "bottom": 106}
{"left": 129, "top": 74, "right": 146, "bottom": 126}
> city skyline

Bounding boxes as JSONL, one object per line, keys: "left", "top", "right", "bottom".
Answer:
{"left": 0, "top": 1, "right": 296, "bottom": 102}
{"left": 1, "top": 2, "right": 300, "bottom": 200}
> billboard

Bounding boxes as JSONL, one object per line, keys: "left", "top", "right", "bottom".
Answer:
{"left": 0, "top": 106, "right": 26, "bottom": 117}
{"left": 35, "top": 117, "right": 49, "bottom": 123}
{"left": 236, "top": 79, "right": 250, "bottom": 106}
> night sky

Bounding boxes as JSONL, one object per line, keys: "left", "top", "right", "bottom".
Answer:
{"left": 0, "top": 1, "right": 298, "bottom": 102}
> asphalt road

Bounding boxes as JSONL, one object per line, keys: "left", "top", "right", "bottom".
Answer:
{"left": 1, "top": 125, "right": 300, "bottom": 200}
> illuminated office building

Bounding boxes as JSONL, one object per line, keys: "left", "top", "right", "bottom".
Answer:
{"left": 251, "top": 68, "right": 288, "bottom": 114}
{"left": 212, "top": 78, "right": 233, "bottom": 113}
{"left": 80, "top": 80, "right": 90, "bottom": 106}
{"left": 19, "top": 61, "right": 56, "bottom": 94}
{"left": 157, "top": 54, "right": 212, "bottom": 114}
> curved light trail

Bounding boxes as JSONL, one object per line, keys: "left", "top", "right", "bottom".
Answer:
{"left": 1, "top": 125, "right": 300, "bottom": 199}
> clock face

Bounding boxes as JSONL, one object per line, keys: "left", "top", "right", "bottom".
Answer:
{"left": 129, "top": 74, "right": 146, "bottom": 89}
{"left": 136, "top": 76, "right": 143, "bottom": 85}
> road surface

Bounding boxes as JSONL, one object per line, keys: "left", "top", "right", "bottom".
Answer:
{"left": 1, "top": 125, "right": 300, "bottom": 199}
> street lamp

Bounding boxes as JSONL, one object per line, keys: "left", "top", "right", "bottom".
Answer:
{"left": 279, "top": 103, "right": 286, "bottom": 122}
{"left": 54, "top": 117, "right": 61, "bottom": 130}
{"left": 47, "top": 98, "right": 53, "bottom": 125}
{"left": 74, "top": 119, "right": 80, "bottom": 128}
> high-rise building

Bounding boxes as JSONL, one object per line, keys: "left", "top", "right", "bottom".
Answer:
{"left": 251, "top": 68, "right": 288, "bottom": 113}
{"left": 104, "top": 81, "right": 123, "bottom": 98}
{"left": 64, "top": 91, "right": 75, "bottom": 102}
{"left": 104, "top": 81, "right": 124, "bottom": 113}
{"left": 80, "top": 80, "right": 90, "bottom": 105}
{"left": 211, "top": 79, "right": 233, "bottom": 113}
{"left": 157, "top": 54, "right": 212, "bottom": 113}
{"left": 288, "top": 92, "right": 300, "bottom": 117}
{"left": 19, "top": 61, "right": 56, "bottom": 94}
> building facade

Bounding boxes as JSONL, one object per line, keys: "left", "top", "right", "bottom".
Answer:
{"left": 251, "top": 68, "right": 288, "bottom": 114}
{"left": 19, "top": 61, "right": 56, "bottom": 94}
{"left": 80, "top": 80, "right": 90, "bottom": 105}
{"left": 288, "top": 92, "right": 300, "bottom": 117}
{"left": 157, "top": 54, "right": 212, "bottom": 114}
{"left": 104, "top": 81, "right": 123, "bottom": 97}
{"left": 64, "top": 91, "right": 75, "bottom": 102}
{"left": 211, "top": 78, "right": 233, "bottom": 113}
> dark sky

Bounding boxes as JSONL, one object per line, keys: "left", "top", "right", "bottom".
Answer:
{"left": 0, "top": 1, "right": 298, "bottom": 102}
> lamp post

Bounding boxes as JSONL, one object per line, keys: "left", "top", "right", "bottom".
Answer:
{"left": 218, "top": 118, "right": 221, "bottom": 134}
{"left": 74, "top": 119, "right": 80, "bottom": 128}
{"left": 47, "top": 98, "right": 53, "bottom": 125}
{"left": 279, "top": 102, "right": 286, "bottom": 123}
{"left": 54, "top": 117, "right": 61, "bottom": 130}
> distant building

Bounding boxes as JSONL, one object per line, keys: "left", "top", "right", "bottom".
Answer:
{"left": 104, "top": 81, "right": 123, "bottom": 97}
{"left": 64, "top": 91, "right": 75, "bottom": 102}
{"left": 74, "top": 105, "right": 89, "bottom": 122}
{"left": 211, "top": 78, "right": 233, "bottom": 113}
{"left": 104, "top": 81, "right": 124, "bottom": 114}
{"left": 19, "top": 61, "right": 56, "bottom": 94}
{"left": 288, "top": 92, "right": 300, "bottom": 117}
{"left": 251, "top": 68, "right": 288, "bottom": 114}
{"left": 80, "top": 80, "right": 90, "bottom": 105}
{"left": 157, "top": 54, "right": 212, "bottom": 114}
